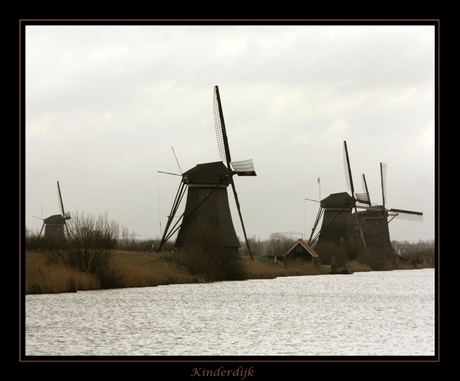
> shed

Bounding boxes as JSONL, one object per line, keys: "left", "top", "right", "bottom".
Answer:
{"left": 284, "top": 239, "right": 319, "bottom": 262}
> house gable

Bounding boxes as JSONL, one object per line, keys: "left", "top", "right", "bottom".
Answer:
{"left": 285, "top": 239, "right": 319, "bottom": 261}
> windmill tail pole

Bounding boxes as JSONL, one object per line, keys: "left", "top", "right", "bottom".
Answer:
{"left": 157, "top": 179, "right": 187, "bottom": 251}
{"left": 308, "top": 206, "right": 324, "bottom": 246}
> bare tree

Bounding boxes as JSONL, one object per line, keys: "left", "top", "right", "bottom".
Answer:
{"left": 267, "top": 232, "right": 295, "bottom": 258}
{"left": 65, "top": 212, "right": 123, "bottom": 288}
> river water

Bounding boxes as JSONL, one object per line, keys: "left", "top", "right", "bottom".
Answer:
{"left": 25, "top": 269, "right": 436, "bottom": 357}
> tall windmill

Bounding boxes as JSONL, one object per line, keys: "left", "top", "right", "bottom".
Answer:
{"left": 157, "top": 85, "right": 256, "bottom": 258}
{"left": 308, "top": 141, "right": 368, "bottom": 257}
{"left": 358, "top": 162, "right": 423, "bottom": 253}
{"left": 38, "top": 181, "right": 71, "bottom": 241}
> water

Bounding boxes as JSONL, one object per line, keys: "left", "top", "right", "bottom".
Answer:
{"left": 25, "top": 269, "right": 436, "bottom": 357}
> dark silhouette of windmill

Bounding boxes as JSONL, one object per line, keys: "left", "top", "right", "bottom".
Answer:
{"left": 308, "top": 142, "right": 423, "bottom": 260}
{"left": 37, "top": 181, "right": 71, "bottom": 241}
{"left": 157, "top": 86, "right": 256, "bottom": 258}
{"left": 308, "top": 141, "right": 368, "bottom": 259}
{"left": 358, "top": 162, "right": 423, "bottom": 253}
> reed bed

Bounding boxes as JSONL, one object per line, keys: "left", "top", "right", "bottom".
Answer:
{"left": 243, "top": 258, "right": 329, "bottom": 279}
{"left": 25, "top": 250, "right": 199, "bottom": 294}
{"left": 25, "top": 250, "right": 431, "bottom": 295}
{"left": 26, "top": 252, "right": 100, "bottom": 294}
{"left": 111, "top": 251, "right": 197, "bottom": 287}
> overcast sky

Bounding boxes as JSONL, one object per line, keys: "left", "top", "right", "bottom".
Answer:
{"left": 24, "top": 23, "right": 436, "bottom": 243}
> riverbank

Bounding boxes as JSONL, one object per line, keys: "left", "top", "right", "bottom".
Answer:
{"left": 24, "top": 250, "right": 432, "bottom": 295}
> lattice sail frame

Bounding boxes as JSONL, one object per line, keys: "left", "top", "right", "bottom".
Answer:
{"left": 213, "top": 87, "right": 229, "bottom": 164}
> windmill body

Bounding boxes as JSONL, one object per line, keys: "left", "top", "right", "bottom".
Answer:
{"left": 175, "top": 161, "right": 241, "bottom": 250}
{"left": 43, "top": 214, "right": 67, "bottom": 241}
{"left": 316, "top": 192, "right": 356, "bottom": 246}
{"left": 357, "top": 162, "right": 423, "bottom": 254}
{"left": 38, "top": 181, "right": 71, "bottom": 242}
{"left": 358, "top": 206, "right": 393, "bottom": 253}
{"left": 311, "top": 192, "right": 362, "bottom": 258}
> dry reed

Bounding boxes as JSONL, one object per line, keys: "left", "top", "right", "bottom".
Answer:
{"left": 347, "top": 260, "right": 372, "bottom": 273}
{"left": 25, "top": 250, "right": 430, "bottom": 295}
{"left": 244, "top": 259, "right": 329, "bottom": 279}
{"left": 26, "top": 252, "right": 100, "bottom": 294}
{"left": 112, "top": 250, "right": 197, "bottom": 287}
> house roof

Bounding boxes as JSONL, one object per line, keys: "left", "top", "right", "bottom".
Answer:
{"left": 285, "top": 239, "right": 319, "bottom": 258}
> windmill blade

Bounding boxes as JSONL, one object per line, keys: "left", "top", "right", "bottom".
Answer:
{"left": 355, "top": 174, "right": 371, "bottom": 206}
{"left": 213, "top": 85, "right": 232, "bottom": 167}
{"left": 229, "top": 179, "right": 253, "bottom": 259}
{"left": 39, "top": 221, "right": 45, "bottom": 237}
{"left": 343, "top": 141, "right": 355, "bottom": 198}
{"left": 231, "top": 159, "right": 256, "bottom": 176}
{"left": 380, "top": 162, "right": 387, "bottom": 210}
{"left": 171, "top": 146, "right": 183, "bottom": 174}
{"left": 388, "top": 208, "right": 423, "bottom": 222}
{"left": 57, "top": 181, "right": 66, "bottom": 218}
{"left": 362, "top": 173, "right": 371, "bottom": 205}
{"left": 354, "top": 192, "right": 369, "bottom": 205}
{"left": 343, "top": 141, "right": 367, "bottom": 251}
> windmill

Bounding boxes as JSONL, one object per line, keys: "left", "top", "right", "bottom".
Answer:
{"left": 357, "top": 162, "right": 423, "bottom": 253}
{"left": 157, "top": 85, "right": 256, "bottom": 258}
{"left": 308, "top": 141, "right": 368, "bottom": 258}
{"left": 37, "top": 181, "right": 71, "bottom": 241}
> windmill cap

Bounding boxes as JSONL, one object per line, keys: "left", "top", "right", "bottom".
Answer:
{"left": 44, "top": 214, "right": 68, "bottom": 224}
{"left": 321, "top": 192, "right": 354, "bottom": 209}
{"left": 183, "top": 161, "right": 231, "bottom": 185}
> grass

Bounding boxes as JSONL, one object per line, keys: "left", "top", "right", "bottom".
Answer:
{"left": 25, "top": 250, "right": 433, "bottom": 295}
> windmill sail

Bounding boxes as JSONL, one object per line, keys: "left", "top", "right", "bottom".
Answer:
{"left": 354, "top": 174, "right": 371, "bottom": 206}
{"left": 343, "top": 141, "right": 366, "bottom": 250}
{"left": 388, "top": 208, "right": 423, "bottom": 221}
{"left": 379, "top": 162, "right": 423, "bottom": 222}
{"left": 380, "top": 162, "right": 387, "bottom": 210}
{"left": 231, "top": 159, "right": 256, "bottom": 176}
{"left": 343, "top": 141, "right": 354, "bottom": 196}
{"left": 213, "top": 85, "right": 256, "bottom": 258}
{"left": 213, "top": 86, "right": 232, "bottom": 166}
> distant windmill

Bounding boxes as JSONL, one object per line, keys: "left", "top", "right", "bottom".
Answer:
{"left": 308, "top": 141, "right": 368, "bottom": 256}
{"left": 157, "top": 86, "right": 256, "bottom": 258}
{"left": 37, "top": 181, "right": 71, "bottom": 241}
{"left": 357, "top": 162, "right": 423, "bottom": 253}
